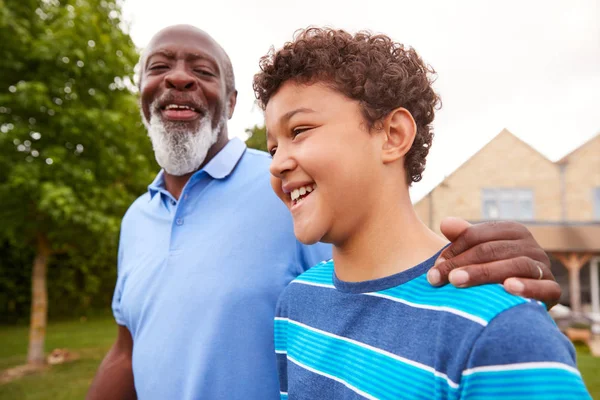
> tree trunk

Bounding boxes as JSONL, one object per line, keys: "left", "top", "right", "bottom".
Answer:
{"left": 27, "top": 234, "right": 51, "bottom": 365}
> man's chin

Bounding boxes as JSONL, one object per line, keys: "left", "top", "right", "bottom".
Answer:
{"left": 161, "top": 118, "right": 203, "bottom": 134}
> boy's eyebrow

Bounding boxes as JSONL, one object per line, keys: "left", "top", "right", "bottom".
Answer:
{"left": 267, "top": 108, "right": 317, "bottom": 143}
{"left": 280, "top": 107, "right": 316, "bottom": 123}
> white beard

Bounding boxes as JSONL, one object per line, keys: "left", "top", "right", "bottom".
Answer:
{"left": 144, "top": 110, "right": 224, "bottom": 176}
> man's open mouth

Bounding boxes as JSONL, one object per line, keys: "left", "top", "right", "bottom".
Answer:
{"left": 160, "top": 103, "right": 202, "bottom": 121}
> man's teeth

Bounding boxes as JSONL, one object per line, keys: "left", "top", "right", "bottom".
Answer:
{"left": 165, "top": 104, "right": 195, "bottom": 111}
{"left": 291, "top": 184, "right": 316, "bottom": 202}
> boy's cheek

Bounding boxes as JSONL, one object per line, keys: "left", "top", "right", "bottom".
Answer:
{"left": 270, "top": 176, "right": 287, "bottom": 204}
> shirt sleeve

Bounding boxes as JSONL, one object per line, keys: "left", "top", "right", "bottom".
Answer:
{"left": 274, "top": 288, "right": 292, "bottom": 400}
{"left": 459, "top": 301, "right": 591, "bottom": 400}
{"left": 111, "top": 227, "right": 127, "bottom": 326}
{"left": 295, "top": 241, "right": 332, "bottom": 274}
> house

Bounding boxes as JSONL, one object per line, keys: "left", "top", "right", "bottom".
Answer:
{"left": 414, "top": 129, "right": 600, "bottom": 325}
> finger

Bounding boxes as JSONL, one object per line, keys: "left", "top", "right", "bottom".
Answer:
{"left": 439, "top": 240, "right": 549, "bottom": 273}
{"left": 446, "top": 257, "right": 548, "bottom": 287}
{"left": 439, "top": 217, "right": 471, "bottom": 242}
{"left": 439, "top": 221, "right": 530, "bottom": 262}
{"left": 503, "top": 278, "right": 562, "bottom": 310}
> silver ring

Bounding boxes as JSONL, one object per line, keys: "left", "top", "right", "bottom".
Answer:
{"left": 535, "top": 264, "right": 543, "bottom": 280}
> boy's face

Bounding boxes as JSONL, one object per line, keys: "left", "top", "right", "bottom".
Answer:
{"left": 265, "top": 81, "right": 384, "bottom": 245}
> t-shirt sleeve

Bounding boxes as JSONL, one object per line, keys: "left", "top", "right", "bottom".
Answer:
{"left": 274, "top": 288, "right": 292, "bottom": 400}
{"left": 460, "top": 301, "right": 591, "bottom": 399}
{"left": 111, "top": 228, "right": 127, "bottom": 326}
{"left": 295, "top": 241, "right": 332, "bottom": 274}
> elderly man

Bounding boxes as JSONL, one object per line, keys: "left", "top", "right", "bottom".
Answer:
{"left": 87, "top": 25, "right": 560, "bottom": 400}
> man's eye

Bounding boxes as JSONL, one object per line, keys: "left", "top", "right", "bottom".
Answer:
{"left": 195, "top": 69, "right": 215, "bottom": 77}
{"left": 149, "top": 64, "right": 168, "bottom": 71}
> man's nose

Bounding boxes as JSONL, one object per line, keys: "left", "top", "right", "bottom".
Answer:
{"left": 165, "top": 67, "right": 196, "bottom": 91}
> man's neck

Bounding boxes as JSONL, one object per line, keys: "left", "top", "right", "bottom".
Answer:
{"left": 333, "top": 189, "right": 447, "bottom": 283}
{"left": 163, "top": 134, "right": 230, "bottom": 200}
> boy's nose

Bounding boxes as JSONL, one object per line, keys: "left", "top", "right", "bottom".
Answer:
{"left": 269, "top": 147, "right": 297, "bottom": 178}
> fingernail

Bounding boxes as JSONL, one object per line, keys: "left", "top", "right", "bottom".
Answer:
{"left": 449, "top": 269, "right": 469, "bottom": 286}
{"left": 434, "top": 256, "right": 446, "bottom": 266}
{"left": 427, "top": 268, "right": 441, "bottom": 285}
{"left": 505, "top": 279, "right": 525, "bottom": 294}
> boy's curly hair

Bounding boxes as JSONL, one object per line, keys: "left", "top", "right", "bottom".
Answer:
{"left": 253, "top": 27, "right": 440, "bottom": 184}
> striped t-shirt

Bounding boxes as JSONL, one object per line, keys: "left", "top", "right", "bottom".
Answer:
{"left": 274, "top": 250, "right": 590, "bottom": 400}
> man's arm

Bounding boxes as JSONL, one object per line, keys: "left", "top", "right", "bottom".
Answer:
{"left": 427, "top": 217, "right": 561, "bottom": 308}
{"left": 86, "top": 325, "right": 136, "bottom": 400}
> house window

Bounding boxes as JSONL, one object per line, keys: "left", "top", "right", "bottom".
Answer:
{"left": 482, "top": 189, "right": 534, "bottom": 220}
{"left": 594, "top": 187, "right": 600, "bottom": 220}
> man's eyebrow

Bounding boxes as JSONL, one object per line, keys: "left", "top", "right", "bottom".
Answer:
{"left": 146, "top": 50, "right": 175, "bottom": 62}
{"left": 145, "top": 51, "right": 219, "bottom": 71}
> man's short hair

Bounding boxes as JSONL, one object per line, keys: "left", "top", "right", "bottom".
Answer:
{"left": 253, "top": 27, "right": 440, "bottom": 184}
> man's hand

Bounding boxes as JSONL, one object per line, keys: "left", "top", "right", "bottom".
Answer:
{"left": 426, "top": 217, "right": 561, "bottom": 309}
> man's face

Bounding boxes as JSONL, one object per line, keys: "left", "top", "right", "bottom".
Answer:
{"left": 140, "top": 26, "right": 231, "bottom": 175}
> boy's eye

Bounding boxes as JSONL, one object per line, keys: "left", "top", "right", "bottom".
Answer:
{"left": 268, "top": 146, "right": 277, "bottom": 157}
{"left": 292, "top": 127, "right": 311, "bottom": 137}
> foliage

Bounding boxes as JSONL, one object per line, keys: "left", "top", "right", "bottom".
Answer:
{"left": 245, "top": 124, "right": 268, "bottom": 153}
{"left": 0, "top": 0, "right": 155, "bottom": 322}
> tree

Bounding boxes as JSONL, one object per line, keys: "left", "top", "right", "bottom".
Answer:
{"left": 245, "top": 124, "right": 268, "bottom": 153}
{"left": 0, "top": 0, "right": 155, "bottom": 365}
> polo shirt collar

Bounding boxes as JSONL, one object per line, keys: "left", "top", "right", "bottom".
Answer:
{"left": 148, "top": 137, "right": 247, "bottom": 199}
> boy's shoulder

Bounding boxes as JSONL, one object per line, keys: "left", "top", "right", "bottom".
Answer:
{"left": 382, "top": 273, "right": 536, "bottom": 327}
{"left": 277, "top": 260, "right": 334, "bottom": 310}
{"left": 293, "top": 259, "right": 335, "bottom": 287}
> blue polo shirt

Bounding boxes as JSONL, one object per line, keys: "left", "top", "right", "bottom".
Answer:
{"left": 112, "top": 138, "right": 331, "bottom": 400}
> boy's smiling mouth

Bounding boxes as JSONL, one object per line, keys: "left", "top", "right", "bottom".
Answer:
{"left": 290, "top": 184, "right": 317, "bottom": 206}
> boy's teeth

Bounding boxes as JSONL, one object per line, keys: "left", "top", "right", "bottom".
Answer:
{"left": 290, "top": 184, "right": 316, "bottom": 202}
{"left": 291, "top": 189, "right": 300, "bottom": 201}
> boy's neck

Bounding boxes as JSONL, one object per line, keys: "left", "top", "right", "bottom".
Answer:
{"left": 332, "top": 189, "right": 447, "bottom": 283}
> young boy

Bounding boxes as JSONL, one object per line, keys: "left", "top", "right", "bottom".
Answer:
{"left": 253, "top": 28, "right": 590, "bottom": 399}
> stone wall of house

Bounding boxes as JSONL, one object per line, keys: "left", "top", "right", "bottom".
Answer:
{"left": 414, "top": 129, "right": 563, "bottom": 234}
{"left": 563, "top": 135, "right": 600, "bottom": 221}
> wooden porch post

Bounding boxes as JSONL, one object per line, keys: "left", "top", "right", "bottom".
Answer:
{"left": 553, "top": 252, "right": 593, "bottom": 317}
{"left": 591, "top": 257, "right": 600, "bottom": 335}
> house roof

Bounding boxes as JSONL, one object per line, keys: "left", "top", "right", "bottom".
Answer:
{"left": 556, "top": 132, "right": 600, "bottom": 164}
{"left": 415, "top": 128, "right": 552, "bottom": 203}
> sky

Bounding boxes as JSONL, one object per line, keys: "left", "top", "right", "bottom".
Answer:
{"left": 121, "top": 0, "right": 600, "bottom": 201}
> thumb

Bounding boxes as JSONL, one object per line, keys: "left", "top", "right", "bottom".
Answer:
{"left": 440, "top": 217, "right": 472, "bottom": 242}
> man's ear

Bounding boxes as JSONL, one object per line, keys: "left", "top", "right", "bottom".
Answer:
{"left": 227, "top": 90, "right": 238, "bottom": 119}
{"left": 381, "top": 107, "right": 416, "bottom": 164}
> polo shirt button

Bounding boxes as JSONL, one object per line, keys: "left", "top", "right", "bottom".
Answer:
{"left": 171, "top": 200, "right": 176, "bottom": 206}
{"left": 176, "top": 218, "right": 184, "bottom": 226}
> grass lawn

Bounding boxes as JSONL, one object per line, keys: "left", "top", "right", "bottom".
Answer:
{"left": 0, "top": 318, "right": 599, "bottom": 399}
{"left": 0, "top": 316, "right": 117, "bottom": 400}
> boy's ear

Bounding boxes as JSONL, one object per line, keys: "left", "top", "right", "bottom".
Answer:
{"left": 381, "top": 107, "right": 417, "bottom": 164}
